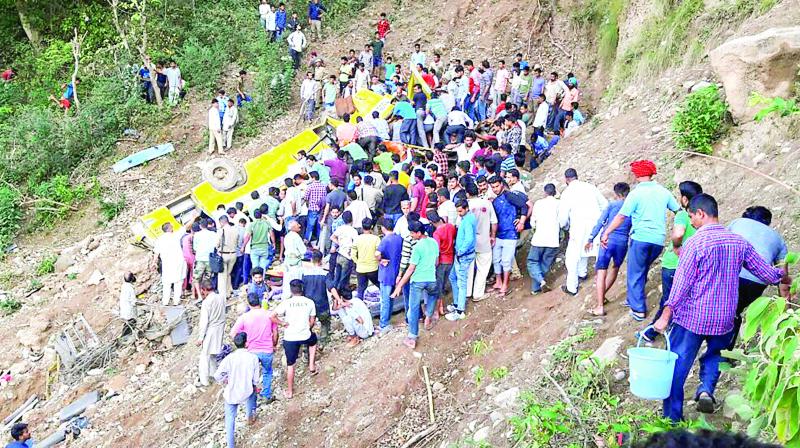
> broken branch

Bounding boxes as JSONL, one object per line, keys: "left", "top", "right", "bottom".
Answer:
{"left": 423, "top": 365, "right": 435, "bottom": 424}
{"left": 399, "top": 424, "right": 437, "bottom": 448}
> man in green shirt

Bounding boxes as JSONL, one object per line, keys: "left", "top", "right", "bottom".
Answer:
{"left": 307, "top": 155, "right": 330, "bottom": 185}
{"left": 242, "top": 209, "right": 275, "bottom": 272}
{"left": 263, "top": 187, "right": 281, "bottom": 221}
{"left": 391, "top": 220, "right": 439, "bottom": 349}
{"left": 341, "top": 141, "right": 368, "bottom": 162}
{"left": 370, "top": 32, "right": 384, "bottom": 77}
{"left": 374, "top": 144, "right": 395, "bottom": 173}
{"left": 426, "top": 92, "right": 448, "bottom": 144}
{"left": 518, "top": 67, "right": 532, "bottom": 103}
{"left": 641, "top": 181, "right": 703, "bottom": 341}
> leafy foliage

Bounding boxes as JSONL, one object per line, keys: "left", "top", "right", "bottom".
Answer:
{"left": 749, "top": 93, "right": 800, "bottom": 122}
{"left": 722, "top": 251, "right": 800, "bottom": 446}
{"left": 28, "top": 175, "right": 87, "bottom": 227}
{"left": 490, "top": 366, "right": 509, "bottom": 381}
{"left": 671, "top": 85, "right": 728, "bottom": 155}
{"left": 571, "top": 0, "right": 626, "bottom": 67}
{"left": 36, "top": 254, "right": 57, "bottom": 276}
{"left": 0, "top": 296, "right": 22, "bottom": 316}
{"left": 472, "top": 339, "right": 492, "bottom": 356}
{"left": 0, "top": 186, "right": 21, "bottom": 251}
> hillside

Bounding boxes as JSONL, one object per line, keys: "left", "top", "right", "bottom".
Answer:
{"left": 1, "top": 0, "right": 799, "bottom": 446}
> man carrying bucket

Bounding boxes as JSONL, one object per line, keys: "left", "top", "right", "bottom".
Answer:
{"left": 653, "top": 194, "right": 789, "bottom": 422}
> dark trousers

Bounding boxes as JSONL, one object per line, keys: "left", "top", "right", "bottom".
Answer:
{"left": 663, "top": 324, "right": 734, "bottom": 422}
{"left": 231, "top": 255, "right": 244, "bottom": 291}
{"left": 727, "top": 278, "right": 768, "bottom": 350}
{"left": 357, "top": 136, "right": 380, "bottom": 157}
{"left": 546, "top": 102, "right": 560, "bottom": 131}
{"left": 644, "top": 267, "right": 676, "bottom": 340}
{"left": 289, "top": 49, "right": 301, "bottom": 69}
{"left": 241, "top": 254, "right": 253, "bottom": 286}
{"left": 356, "top": 270, "right": 380, "bottom": 299}
{"left": 626, "top": 240, "right": 664, "bottom": 314}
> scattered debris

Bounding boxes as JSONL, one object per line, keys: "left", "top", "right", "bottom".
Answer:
{"left": 112, "top": 143, "right": 175, "bottom": 173}
{"left": 59, "top": 390, "right": 100, "bottom": 421}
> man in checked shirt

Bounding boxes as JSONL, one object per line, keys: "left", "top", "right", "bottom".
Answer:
{"left": 653, "top": 194, "right": 791, "bottom": 422}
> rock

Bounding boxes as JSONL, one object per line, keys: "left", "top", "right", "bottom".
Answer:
{"left": 473, "top": 426, "right": 490, "bottom": 442}
{"left": 87, "top": 270, "right": 104, "bottom": 286}
{"left": 432, "top": 382, "right": 446, "bottom": 393}
{"left": 710, "top": 27, "right": 800, "bottom": 122}
{"left": 753, "top": 153, "right": 766, "bottom": 165}
{"left": 85, "top": 238, "right": 100, "bottom": 252}
{"left": 490, "top": 410, "right": 505, "bottom": 425}
{"left": 105, "top": 374, "right": 128, "bottom": 392}
{"left": 164, "top": 413, "right": 175, "bottom": 423}
{"left": 689, "top": 81, "right": 713, "bottom": 93}
{"left": 521, "top": 351, "right": 534, "bottom": 362}
{"left": 134, "top": 364, "right": 147, "bottom": 375}
{"left": 580, "top": 336, "right": 625, "bottom": 369}
{"left": 180, "top": 384, "right": 198, "bottom": 400}
{"left": 484, "top": 384, "right": 500, "bottom": 395}
{"left": 86, "top": 368, "right": 103, "bottom": 376}
{"left": 54, "top": 252, "right": 75, "bottom": 272}
{"left": 493, "top": 387, "right": 520, "bottom": 409}
{"left": 16, "top": 328, "right": 45, "bottom": 349}
{"left": 613, "top": 370, "right": 627, "bottom": 382}
{"left": 9, "top": 360, "right": 31, "bottom": 375}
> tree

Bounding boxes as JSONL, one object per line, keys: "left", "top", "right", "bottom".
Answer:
{"left": 70, "top": 28, "right": 85, "bottom": 113}
{"left": 15, "top": 0, "right": 41, "bottom": 50}
{"left": 107, "top": 0, "right": 162, "bottom": 106}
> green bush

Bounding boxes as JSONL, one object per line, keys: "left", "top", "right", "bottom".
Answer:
{"left": 0, "top": 186, "right": 21, "bottom": 251}
{"left": 36, "top": 254, "right": 57, "bottom": 275}
{"left": 28, "top": 175, "right": 87, "bottom": 227}
{"left": 671, "top": 85, "right": 728, "bottom": 155}
{"left": 0, "top": 296, "right": 22, "bottom": 316}
{"left": 99, "top": 196, "right": 127, "bottom": 222}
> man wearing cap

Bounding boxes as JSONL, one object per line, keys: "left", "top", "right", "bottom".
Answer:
{"left": 601, "top": 160, "right": 680, "bottom": 321}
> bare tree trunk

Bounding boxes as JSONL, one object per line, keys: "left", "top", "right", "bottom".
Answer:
{"left": 108, "top": 0, "right": 131, "bottom": 54}
{"left": 70, "top": 28, "right": 84, "bottom": 113}
{"left": 16, "top": 0, "right": 41, "bottom": 50}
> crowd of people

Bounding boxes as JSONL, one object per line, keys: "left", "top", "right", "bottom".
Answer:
{"left": 130, "top": 3, "right": 796, "bottom": 448}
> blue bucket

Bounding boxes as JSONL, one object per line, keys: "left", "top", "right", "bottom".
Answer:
{"left": 627, "top": 326, "right": 678, "bottom": 400}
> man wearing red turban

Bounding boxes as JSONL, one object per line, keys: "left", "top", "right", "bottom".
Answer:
{"left": 600, "top": 160, "right": 681, "bottom": 321}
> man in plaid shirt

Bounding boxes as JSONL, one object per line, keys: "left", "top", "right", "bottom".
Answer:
{"left": 303, "top": 171, "right": 328, "bottom": 245}
{"left": 432, "top": 143, "right": 449, "bottom": 175}
{"left": 654, "top": 194, "right": 788, "bottom": 422}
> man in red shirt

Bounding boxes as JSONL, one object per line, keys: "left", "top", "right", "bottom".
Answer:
{"left": 409, "top": 168, "right": 428, "bottom": 217}
{"left": 429, "top": 211, "right": 456, "bottom": 319}
{"left": 376, "top": 13, "right": 390, "bottom": 40}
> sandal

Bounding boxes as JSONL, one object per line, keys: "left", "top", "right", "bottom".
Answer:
{"left": 586, "top": 309, "right": 607, "bottom": 317}
{"left": 629, "top": 311, "right": 646, "bottom": 322}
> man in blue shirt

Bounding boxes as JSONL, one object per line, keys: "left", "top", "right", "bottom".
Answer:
{"left": 586, "top": 182, "right": 631, "bottom": 316}
{"left": 275, "top": 3, "right": 287, "bottom": 41}
{"left": 411, "top": 84, "right": 430, "bottom": 148}
{"left": 6, "top": 423, "right": 33, "bottom": 448}
{"left": 726, "top": 205, "right": 790, "bottom": 350}
{"left": 393, "top": 99, "right": 419, "bottom": 146}
{"left": 445, "top": 200, "right": 476, "bottom": 321}
{"left": 377, "top": 218, "right": 404, "bottom": 332}
{"left": 601, "top": 160, "right": 680, "bottom": 321}
{"left": 489, "top": 176, "right": 528, "bottom": 296}
{"left": 307, "top": 0, "right": 326, "bottom": 40}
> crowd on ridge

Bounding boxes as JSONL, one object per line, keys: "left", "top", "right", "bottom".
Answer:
{"left": 4, "top": 3, "right": 793, "bottom": 448}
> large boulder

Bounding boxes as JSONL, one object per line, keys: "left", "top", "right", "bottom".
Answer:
{"left": 709, "top": 27, "right": 800, "bottom": 122}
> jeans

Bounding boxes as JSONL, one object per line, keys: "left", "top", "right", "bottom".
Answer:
{"left": 644, "top": 267, "right": 675, "bottom": 340}
{"left": 663, "top": 324, "right": 734, "bottom": 422}
{"left": 727, "top": 278, "right": 767, "bottom": 351}
{"left": 379, "top": 284, "right": 394, "bottom": 329}
{"left": 407, "top": 281, "right": 438, "bottom": 339}
{"left": 527, "top": 246, "right": 559, "bottom": 292}
{"left": 225, "top": 393, "right": 257, "bottom": 448}
{"left": 546, "top": 102, "right": 559, "bottom": 131}
{"left": 415, "top": 109, "right": 429, "bottom": 147}
{"left": 384, "top": 213, "right": 402, "bottom": 226}
{"left": 399, "top": 118, "right": 418, "bottom": 145}
{"left": 450, "top": 254, "right": 474, "bottom": 312}
{"left": 464, "top": 94, "right": 478, "bottom": 121}
{"left": 356, "top": 270, "right": 379, "bottom": 299}
{"left": 289, "top": 49, "right": 301, "bottom": 69}
{"left": 236, "top": 93, "right": 252, "bottom": 107}
{"left": 475, "top": 98, "right": 488, "bottom": 121}
{"left": 304, "top": 98, "right": 315, "bottom": 121}
{"left": 333, "top": 256, "right": 353, "bottom": 291}
{"left": 304, "top": 210, "right": 320, "bottom": 242}
{"left": 492, "top": 238, "right": 516, "bottom": 273}
{"left": 231, "top": 255, "right": 244, "bottom": 290}
{"left": 435, "top": 263, "right": 453, "bottom": 299}
{"left": 626, "top": 240, "right": 664, "bottom": 314}
{"left": 432, "top": 114, "right": 447, "bottom": 144}
{"left": 241, "top": 253, "right": 252, "bottom": 286}
{"left": 250, "top": 246, "right": 274, "bottom": 272}
{"left": 444, "top": 124, "right": 466, "bottom": 144}
{"left": 254, "top": 352, "right": 274, "bottom": 399}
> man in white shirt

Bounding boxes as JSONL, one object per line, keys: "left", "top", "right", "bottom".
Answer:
{"left": 558, "top": 168, "right": 608, "bottom": 295}
{"left": 272, "top": 279, "right": 318, "bottom": 399}
{"left": 265, "top": 4, "right": 277, "bottom": 40}
{"left": 526, "top": 183, "right": 560, "bottom": 294}
{"left": 543, "top": 71, "right": 568, "bottom": 131}
{"left": 153, "top": 222, "right": 186, "bottom": 306}
{"left": 436, "top": 188, "right": 458, "bottom": 224}
{"left": 119, "top": 272, "right": 137, "bottom": 336}
{"left": 492, "top": 59, "right": 510, "bottom": 106}
{"left": 196, "top": 279, "right": 226, "bottom": 387}
{"left": 368, "top": 110, "right": 390, "bottom": 141}
{"left": 222, "top": 99, "right": 238, "bottom": 150}
{"left": 287, "top": 26, "right": 307, "bottom": 70}
{"left": 532, "top": 93, "right": 549, "bottom": 138}
{"left": 214, "top": 332, "right": 261, "bottom": 448}
{"left": 452, "top": 132, "right": 480, "bottom": 163}
{"left": 192, "top": 219, "right": 218, "bottom": 296}
{"left": 300, "top": 71, "right": 320, "bottom": 123}
{"left": 331, "top": 287, "right": 374, "bottom": 346}
{"left": 208, "top": 99, "right": 223, "bottom": 155}
{"left": 410, "top": 43, "right": 426, "bottom": 69}
{"left": 282, "top": 220, "right": 306, "bottom": 299}
{"left": 444, "top": 107, "right": 474, "bottom": 145}
{"left": 345, "top": 190, "right": 372, "bottom": 231}
{"left": 465, "top": 182, "right": 497, "bottom": 302}
{"left": 330, "top": 210, "right": 359, "bottom": 288}
{"left": 354, "top": 64, "right": 370, "bottom": 92}
{"left": 164, "top": 60, "right": 182, "bottom": 105}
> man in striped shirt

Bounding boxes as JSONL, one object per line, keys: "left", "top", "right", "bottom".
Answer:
{"left": 654, "top": 194, "right": 788, "bottom": 422}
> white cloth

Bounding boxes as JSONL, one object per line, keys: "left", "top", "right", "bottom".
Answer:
{"left": 258, "top": 3, "right": 270, "bottom": 17}
{"left": 208, "top": 107, "right": 221, "bottom": 131}
{"left": 274, "top": 295, "right": 316, "bottom": 341}
{"left": 354, "top": 69, "right": 369, "bottom": 92}
{"left": 287, "top": 31, "right": 306, "bottom": 52}
{"left": 154, "top": 231, "right": 186, "bottom": 284}
{"left": 533, "top": 102, "right": 549, "bottom": 128}
{"left": 119, "top": 282, "right": 137, "bottom": 320}
{"left": 438, "top": 200, "right": 457, "bottom": 225}
{"left": 300, "top": 78, "right": 320, "bottom": 101}
{"left": 410, "top": 51, "right": 426, "bottom": 69}
{"left": 336, "top": 298, "right": 373, "bottom": 338}
{"left": 455, "top": 142, "right": 480, "bottom": 163}
{"left": 165, "top": 67, "right": 181, "bottom": 89}
{"left": 447, "top": 110, "right": 474, "bottom": 128}
{"left": 214, "top": 348, "right": 261, "bottom": 405}
{"left": 266, "top": 11, "right": 276, "bottom": 31}
{"left": 198, "top": 292, "right": 226, "bottom": 355}
{"left": 192, "top": 229, "right": 218, "bottom": 262}
{"left": 530, "top": 196, "right": 561, "bottom": 248}
{"left": 558, "top": 180, "right": 608, "bottom": 292}
{"left": 332, "top": 224, "right": 359, "bottom": 260}
{"left": 466, "top": 251, "right": 492, "bottom": 299}
{"left": 223, "top": 106, "right": 238, "bottom": 130}
{"left": 345, "top": 200, "right": 372, "bottom": 230}
{"left": 468, "top": 197, "right": 498, "bottom": 254}
{"left": 543, "top": 80, "right": 568, "bottom": 104}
